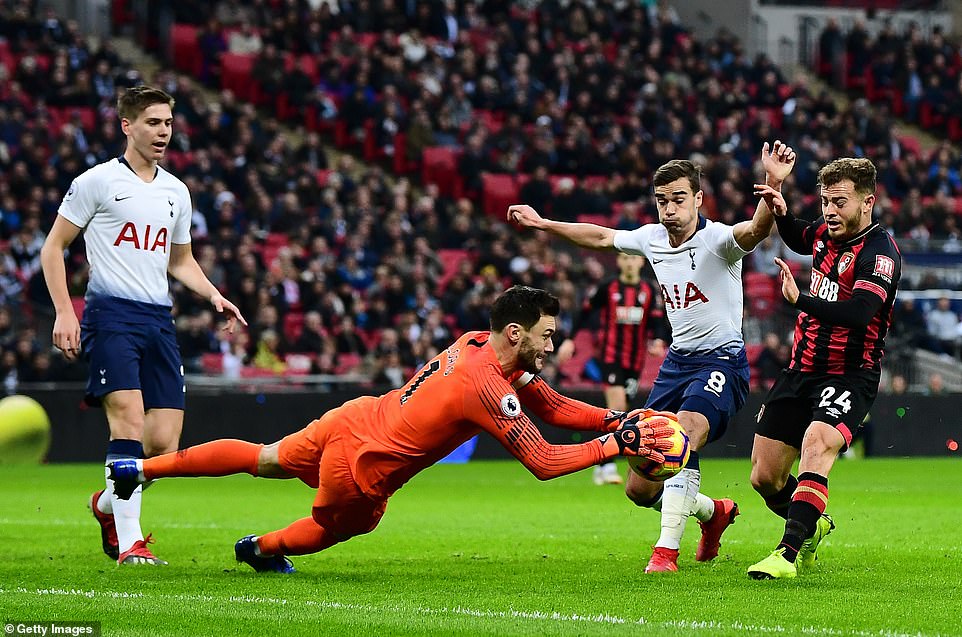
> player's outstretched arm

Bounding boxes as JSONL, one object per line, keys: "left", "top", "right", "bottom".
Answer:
{"left": 168, "top": 243, "right": 248, "bottom": 333}
{"left": 733, "top": 141, "right": 796, "bottom": 251}
{"left": 40, "top": 215, "right": 84, "bottom": 360}
{"left": 516, "top": 375, "right": 624, "bottom": 432}
{"left": 507, "top": 204, "right": 617, "bottom": 251}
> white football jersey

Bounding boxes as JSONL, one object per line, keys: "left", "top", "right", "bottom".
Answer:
{"left": 59, "top": 158, "right": 192, "bottom": 306}
{"left": 613, "top": 218, "right": 751, "bottom": 354}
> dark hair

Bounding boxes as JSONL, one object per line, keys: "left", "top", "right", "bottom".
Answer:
{"left": 817, "top": 158, "right": 876, "bottom": 196}
{"left": 489, "top": 286, "right": 560, "bottom": 331}
{"left": 653, "top": 159, "right": 701, "bottom": 194}
{"left": 117, "top": 86, "right": 175, "bottom": 122}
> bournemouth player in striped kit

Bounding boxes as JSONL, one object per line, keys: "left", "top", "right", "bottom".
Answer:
{"left": 557, "top": 253, "right": 668, "bottom": 486}
{"left": 748, "top": 158, "right": 900, "bottom": 579}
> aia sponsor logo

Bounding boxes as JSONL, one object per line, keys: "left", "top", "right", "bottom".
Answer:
{"left": 113, "top": 223, "right": 169, "bottom": 252}
{"left": 661, "top": 282, "right": 709, "bottom": 310}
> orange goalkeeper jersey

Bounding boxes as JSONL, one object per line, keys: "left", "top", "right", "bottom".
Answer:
{"left": 332, "top": 331, "right": 616, "bottom": 498}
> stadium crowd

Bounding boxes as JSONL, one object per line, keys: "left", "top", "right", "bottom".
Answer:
{"left": 1, "top": 0, "right": 961, "bottom": 391}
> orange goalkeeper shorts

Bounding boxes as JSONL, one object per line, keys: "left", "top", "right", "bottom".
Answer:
{"left": 277, "top": 412, "right": 387, "bottom": 539}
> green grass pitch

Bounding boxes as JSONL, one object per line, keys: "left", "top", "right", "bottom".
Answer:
{"left": 1, "top": 458, "right": 960, "bottom": 636}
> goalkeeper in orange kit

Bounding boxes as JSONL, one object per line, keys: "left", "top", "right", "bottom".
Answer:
{"left": 108, "top": 286, "right": 677, "bottom": 572}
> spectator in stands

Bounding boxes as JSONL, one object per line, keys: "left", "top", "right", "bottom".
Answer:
{"left": 925, "top": 297, "right": 960, "bottom": 358}
{"left": 892, "top": 298, "right": 937, "bottom": 353}
{"left": 888, "top": 373, "right": 908, "bottom": 396}
{"left": 755, "top": 331, "right": 789, "bottom": 391}
{"left": 252, "top": 328, "right": 286, "bottom": 373}
{"left": 924, "top": 372, "right": 946, "bottom": 395}
{"left": 197, "top": 18, "right": 227, "bottom": 84}
{"left": 228, "top": 20, "right": 262, "bottom": 55}
{"left": 251, "top": 43, "right": 285, "bottom": 101}
{"left": 519, "top": 165, "right": 553, "bottom": 216}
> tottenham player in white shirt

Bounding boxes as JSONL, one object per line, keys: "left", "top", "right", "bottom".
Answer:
{"left": 509, "top": 141, "right": 796, "bottom": 573}
{"left": 40, "top": 86, "right": 247, "bottom": 565}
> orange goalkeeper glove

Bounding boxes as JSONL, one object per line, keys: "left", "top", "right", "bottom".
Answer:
{"left": 599, "top": 423, "right": 672, "bottom": 462}
{"left": 602, "top": 408, "right": 678, "bottom": 432}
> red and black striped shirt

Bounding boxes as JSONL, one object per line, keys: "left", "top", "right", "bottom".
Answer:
{"left": 574, "top": 277, "right": 666, "bottom": 373}
{"left": 776, "top": 217, "right": 901, "bottom": 375}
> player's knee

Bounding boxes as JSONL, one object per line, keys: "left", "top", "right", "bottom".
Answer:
{"left": 257, "top": 443, "right": 287, "bottom": 477}
{"left": 312, "top": 507, "right": 383, "bottom": 541}
{"left": 801, "top": 425, "right": 843, "bottom": 460}
{"left": 750, "top": 465, "right": 781, "bottom": 495}
{"left": 625, "top": 478, "right": 660, "bottom": 507}
{"left": 143, "top": 439, "right": 176, "bottom": 457}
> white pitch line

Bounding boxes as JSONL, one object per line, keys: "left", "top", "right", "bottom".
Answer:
{"left": 0, "top": 517, "right": 225, "bottom": 530}
{"left": 0, "top": 587, "right": 953, "bottom": 637}
{"left": 4, "top": 520, "right": 960, "bottom": 554}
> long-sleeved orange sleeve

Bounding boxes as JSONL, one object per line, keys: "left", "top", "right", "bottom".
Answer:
{"left": 466, "top": 368, "right": 612, "bottom": 480}
{"left": 516, "top": 375, "right": 620, "bottom": 432}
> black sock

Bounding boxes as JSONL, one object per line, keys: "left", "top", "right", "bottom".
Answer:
{"left": 778, "top": 472, "right": 828, "bottom": 562}
{"left": 764, "top": 475, "right": 798, "bottom": 519}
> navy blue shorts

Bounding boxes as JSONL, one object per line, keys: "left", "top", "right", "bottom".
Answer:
{"left": 645, "top": 346, "right": 750, "bottom": 443}
{"left": 80, "top": 295, "right": 185, "bottom": 410}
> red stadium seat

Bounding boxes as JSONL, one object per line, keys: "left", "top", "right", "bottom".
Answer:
{"left": 201, "top": 353, "right": 224, "bottom": 374}
{"left": 575, "top": 214, "right": 611, "bottom": 226}
{"left": 284, "top": 353, "right": 313, "bottom": 375}
{"left": 421, "top": 146, "right": 463, "bottom": 198}
{"left": 70, "top": 296, "right": 86, "bottom": 319}
{"left": 744, "top": 271, "right": 780, "bottom": 318}
{"left": 481, "top": 173, "right": 520, "bottom": 218}
{"left": 334, "top": 352, "right": 363, "bottom": 375}
{"left": 437, "top": 248, "right": 471, "bottom": 291}
{"left": 283, "top": 311, "right": 305, "bottom": 344}
{"left": 559, "top": 330, "right": 599, "bottom": 387}
{"left": 897, "top": 134, "right": 922, "bottom": 157}
{"left": 220, "top": 53, "right": 256, "bottom": 102}
{"left": 640, "top": 349, "right": 667, "bottom": 389}
{"left": 170, "top": 24, "right": 202, "bottom": 76}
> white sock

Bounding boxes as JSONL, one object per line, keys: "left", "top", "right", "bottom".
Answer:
{"left": 655, "top": 468, "right": 701, "bottom": 550}
{"left": 96, "top": 484, "right": 113, "bottom": 515}
{"left": 691, "top": 493, "right": 715, "bottom": 523}
{"left": 106, "top": 465, "right": 144, "bottom": 553}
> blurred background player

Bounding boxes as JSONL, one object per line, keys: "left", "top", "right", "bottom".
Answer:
{"left": 107, "top": 286, "right": 677, "bottom": 573}
{"left": 748, "top": 158, "right": 901, "bottom": 579}
{"left": 39, "top": 86, "right": 246, "bottom": 566}
{"left": 508, "top": 140, "right": 797, "bottom": 573}
{"left": 556, "top": 253, "right": 668, "bottom": 486}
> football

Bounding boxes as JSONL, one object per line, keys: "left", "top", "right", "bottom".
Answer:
{"left": 627, "top": 413, "right": 690, "bottom": 481}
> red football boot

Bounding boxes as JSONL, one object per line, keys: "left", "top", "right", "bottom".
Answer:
{"left": 696, "top": 498, "right": 739, "bottom": 562}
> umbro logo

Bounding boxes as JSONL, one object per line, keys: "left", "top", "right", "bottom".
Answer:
{"left": 114, "top": 194, "right": 132, "bottom": 201}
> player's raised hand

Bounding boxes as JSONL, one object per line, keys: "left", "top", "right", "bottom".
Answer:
{"left": 774, "top": 257, "right": 800, "bottom": 304}
{"left": 507, "top": 204, "right": 544, "bottom": 229}
{"left": 52, "top": 310, "right": 82, "bottom": 361}
{"left": 753, "top": 183, "right": 788, "bottom": 217}
{"left": 211, "top": 293, "right": 248, "bottom": 333}
{"left": 761, "top": 140, "right": 796, "bottom": 186}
